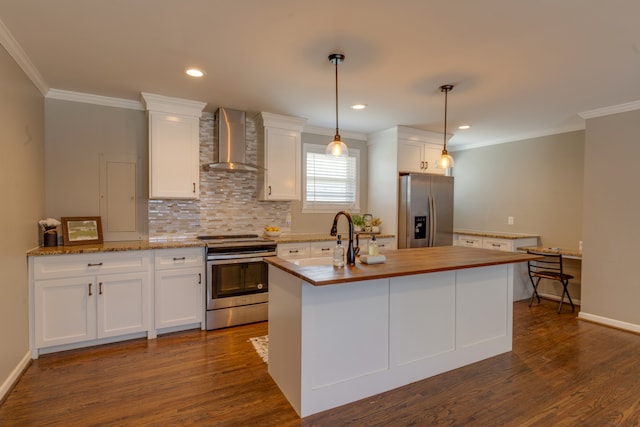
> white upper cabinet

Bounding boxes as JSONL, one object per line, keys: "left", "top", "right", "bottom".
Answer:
{"left": 398, "top": 138, "right": 446, "bottom": 175}
{"left": 142, "top": 93, "right": 206, "bottom": 199}
{"left": 256, "top": 112, "right": 307, "bottom": 201}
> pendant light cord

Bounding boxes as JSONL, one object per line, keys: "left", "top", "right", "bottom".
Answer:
{"left": 440, "top": 84, "right": 454, "bottom": 152}
{"left": 335, "top": 57, "right": 339, "bottom": 137}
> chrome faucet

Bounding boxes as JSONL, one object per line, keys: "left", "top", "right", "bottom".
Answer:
{"left": 330, "top": 211, "right": 359, "bottom": 265}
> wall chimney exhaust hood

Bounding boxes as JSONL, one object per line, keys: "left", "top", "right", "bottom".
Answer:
{"left": 209, "top": 107, "right": 258, "bottom": 172}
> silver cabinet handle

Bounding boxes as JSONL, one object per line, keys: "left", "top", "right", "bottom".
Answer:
{"left": 268, "top": 185, "right": 272, "bottom": 195}
{"left": 99, "top": 282, "right": 103, "bottom": 295}
{"left": 289, "top": 249, "right": 299, "bottom": 253}
{"left": 321, "top": 248, "right": 331, "bottom": 252}
{"left": 193, "top": 182, "right": 196, "bottom": 193}
{"left": 87, "top": 262, "right": 103, "bottom": 267}
{"left": 198, "top": 273, "right": 202, "bottom": 284}
{"left": 173, "top": 257, "right": 186, "bottom": 261}
{"left": 88, "top": 283, "right": 92, "bottom": 296}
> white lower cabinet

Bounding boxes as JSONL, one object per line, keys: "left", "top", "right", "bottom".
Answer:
{"left": 32, "top": 251, "right": 152, "bottom": 355}
{"left": 32, "top": 248, "right": 207, "bottom": 357}
{"left": 154, "top": 248, "right": 204, "bottom": 331}
{"left": 277, "top": 242, "right": 311, "bottom": 260}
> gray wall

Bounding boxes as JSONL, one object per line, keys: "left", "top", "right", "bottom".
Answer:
{"left": 290, "top": 133, "right": 368, "bottom": 234}
{"left": 0, "top": 45, "right": 44, "bottom": 391}
{"left": 453, "top": 130, "right": 584, "bottom": 248}
{"left": 581, "top": 109, "right": 640, "bottom": 327}
{"left": 44, "top": 99, "right": 148, "bottom": 238}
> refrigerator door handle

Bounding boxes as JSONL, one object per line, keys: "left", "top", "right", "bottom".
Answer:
{"left": 429, "top": 195, "right": 436, "bottom": 247}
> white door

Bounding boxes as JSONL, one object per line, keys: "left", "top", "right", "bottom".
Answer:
{"left": 398, "top": 140, "right": 424, "bottom": 173}
{"left": 35, "top": 277, "right": 97, "bottom": 348}
{"left": 97, "top": 272, "right": 149, "bottom": 338}
{"left": 155, "top": 268, "right": 203, "bottom": 329}
{"left": 265, "top": 127, "right": 300, "bottom": 200}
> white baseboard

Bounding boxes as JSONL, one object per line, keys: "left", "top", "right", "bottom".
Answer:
{"left": 538, "top": 292, "right": 581, "bottom": 307}
{"left": 0, "top": 351, "right": 31, "bottom": 402}
{"left": 578, "top": 312, "right": 640, "bottom": 334}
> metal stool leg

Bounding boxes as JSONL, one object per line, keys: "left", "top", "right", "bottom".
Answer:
{"left": 529, "top": 277, "right": 542, "bottom": 307}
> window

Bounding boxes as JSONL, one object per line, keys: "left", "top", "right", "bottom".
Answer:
{"left": 303, "top": 143, "right": 360, "bottom": 212}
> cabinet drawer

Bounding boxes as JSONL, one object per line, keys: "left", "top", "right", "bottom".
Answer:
{"left": 482, "top": 238, "right": 514, "bottom": 252}
{"left": 154, "top": 248, "right": 204, "bottom": 270}
{"left": 309, "top": 241, "right": 334, "bottom": 258}
{"left": 456, "top": 235, "right": 482, "bottom": 248}
{"left": 375, "top": 237, "right": 395, "bottom": 251}
{"left": 277, "top": 243, "right": 310, "bottom": 259}
{"left": 33, "top": 251, "right": 151, "bottom": 280}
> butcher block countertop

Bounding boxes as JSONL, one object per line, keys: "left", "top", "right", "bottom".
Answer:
{"left": 266, "top": 245, "right": 541, "bottom": 286}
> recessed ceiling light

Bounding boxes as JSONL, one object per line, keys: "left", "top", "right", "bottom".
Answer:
{"left": 458, "top": 125, "right": 471, "bottom": 130}
{"left": 186, "top": 68, "right": 204, "bottom": 77}
{"left": 351, "top": 104, "right": 367, "bottom": 110}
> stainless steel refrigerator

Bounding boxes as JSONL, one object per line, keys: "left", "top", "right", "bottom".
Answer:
{"left": 398, "top": 174, "right": 454, "bottom": 248}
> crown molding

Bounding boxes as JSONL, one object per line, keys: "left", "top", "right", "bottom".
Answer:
{"left": 47, "top": 89, "right": 144, "bottom": 110}
{"left": 303, "top": 124, "right": 368, "bottom": 141}
{"left": 0, "top": 18, "right": 48, "bottom": 95}
{"left": 579, "top": 100, "right": 640, "bottom": 119}
{"left": 141, "top": 92, "right": 206, "bottom": 115}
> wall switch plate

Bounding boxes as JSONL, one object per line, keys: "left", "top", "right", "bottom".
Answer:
{"left": 508, "top": 216, "right": 514, "bottom": 225}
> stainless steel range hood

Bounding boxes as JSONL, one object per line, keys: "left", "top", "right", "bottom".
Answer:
{"left": 209, "top": 107, "right": 258, "bottom": 172}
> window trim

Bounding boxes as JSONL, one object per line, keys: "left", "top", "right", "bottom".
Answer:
{"left": 302, "top": 143, "right": 360, "bottom": 213}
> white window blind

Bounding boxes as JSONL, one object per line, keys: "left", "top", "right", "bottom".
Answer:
{"left": 303, "top": 144, "right": 360, "bottom": 212}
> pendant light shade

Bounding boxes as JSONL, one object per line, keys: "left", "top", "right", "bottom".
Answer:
{"left": 437, "top": 84, "right": 455, "bottom": 169}
{"left": 326, "top": 53, "right": 349, "bottom": 157}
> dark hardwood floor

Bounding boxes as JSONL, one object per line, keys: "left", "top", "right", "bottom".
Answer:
{"left": 2, "top": 300, "right": 640, "bottom": 426}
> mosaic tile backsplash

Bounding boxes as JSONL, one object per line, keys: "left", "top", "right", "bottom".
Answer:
{"left": 148, "top": 112, "right": 292, "bottom": 238}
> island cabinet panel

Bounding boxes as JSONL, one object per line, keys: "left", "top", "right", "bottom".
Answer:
{"left": 389, "top": 271, "right": 456, "bottom": 367}
{"left": 303, "top": 278, "right": 389, "bottom": 389}
{"left": 456, "top": 265, "right": 511, "bottom": 351}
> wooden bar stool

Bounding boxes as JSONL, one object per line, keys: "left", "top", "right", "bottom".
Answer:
{"left": 526, "top": 250, "right": 575, "bottom": 313}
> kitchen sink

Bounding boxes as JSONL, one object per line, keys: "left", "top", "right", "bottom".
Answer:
{"left": 291, "top": 257, "right": 334, "bottom": 267}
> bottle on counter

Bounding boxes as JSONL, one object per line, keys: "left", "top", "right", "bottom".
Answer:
{"left": 368, "top": 235, "right": 379, "bottom": 256}
{"left": 333, "top": 234, "right": 345, "bottom": 267}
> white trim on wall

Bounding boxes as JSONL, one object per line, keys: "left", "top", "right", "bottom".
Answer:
{"left": 303, "top": 125, "right": 367, "bottom": 141}
{"left": 0, "top": 18, "right": 48, "bottom": 95}
{"left": 47, "top": 89, "right": 144, "bottom": 110}
{"left": 578, "top": 311, "right": 640, "bottom": 334}
{"left": 0, "top": 351, "right": 31, "bottom": 402}
{"left": 579, "top": 100, "right": 640, "bottom": 119}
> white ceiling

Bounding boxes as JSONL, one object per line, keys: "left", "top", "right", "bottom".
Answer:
{"left": 1, "top": 0, "right": 639, "bottom": 149}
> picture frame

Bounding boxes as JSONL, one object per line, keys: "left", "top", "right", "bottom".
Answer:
{"left": 61, "top": 216, "right": 103, "bottom": 246}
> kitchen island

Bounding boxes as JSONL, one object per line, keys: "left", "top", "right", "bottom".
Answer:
{"left": 265, "top": 246, "right": 540, "bottom": 417}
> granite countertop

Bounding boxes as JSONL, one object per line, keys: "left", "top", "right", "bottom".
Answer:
{"left": 26, "top": 238, "right": 206, "bottom": 256}
{"left": 516, "top": 246, "right": 582, "bottom": 259}
{"left": 272, "top": 233, "right": 395, "bottom": 244}
{"left": 266, "top": 245, "right": 540, "bottom": 286}
{"left": 454, "top": 230, "right": 539, "bottom": 239}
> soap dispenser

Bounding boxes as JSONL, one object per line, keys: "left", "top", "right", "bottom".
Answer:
{"left": 368, "top": 235, "right": 379, "bottom": 256}
{"left": 333, "top": 234, "right": 345, "bottom": 267}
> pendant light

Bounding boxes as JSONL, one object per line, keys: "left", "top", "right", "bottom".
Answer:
{"left": 325, "top": 53, "right": 349, "bottom": 157}
{"left": 437, "top": 84, "right": 455, "bottom": 169}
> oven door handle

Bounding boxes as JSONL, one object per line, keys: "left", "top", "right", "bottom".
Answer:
{"left": 207, "top": 256, "right": 268, "bottom": 265}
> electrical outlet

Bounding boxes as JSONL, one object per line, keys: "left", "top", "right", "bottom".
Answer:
{"left": 508, "top": 216, "right": 514, "bottom": 225}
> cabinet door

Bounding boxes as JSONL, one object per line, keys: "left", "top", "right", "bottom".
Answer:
{"left": 263, "top": 127, "right": 301, "bottom": 200}
{"left": 155, "top": 268, "right": 203, "bottom": 329}
{"left": 422, "top": 145, "right": 446, "bottom": 175}
{"left": 148, "top": 112, "right": 200, "bottom": 199}
{"left": 97, "top": 272, "right": 149, "bottom": 338}
{"left": 398, "top": 140, "right": 424, "bottom": 173}
{"left": 35, "top": 277, "right": 97, "bottom": 348}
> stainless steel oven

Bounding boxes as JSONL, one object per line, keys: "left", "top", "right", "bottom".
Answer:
{"left": 199, "top": 235, "right": 276, "bottom": 330}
